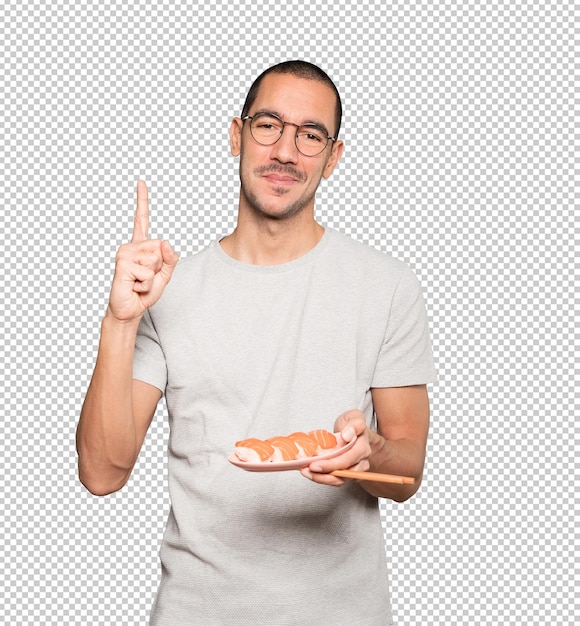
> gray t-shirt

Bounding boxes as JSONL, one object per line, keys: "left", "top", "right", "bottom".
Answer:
{"left": 134, "top": 227, "right": 437, "bottom": 626}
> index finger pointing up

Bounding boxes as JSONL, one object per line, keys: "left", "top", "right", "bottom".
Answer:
{"left": 132, "top": 179, "right": 149, "bottom": 243}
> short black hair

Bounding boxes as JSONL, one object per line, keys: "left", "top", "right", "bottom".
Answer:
{"left": 241, "top": 60, "right": 343, "bottom": 138}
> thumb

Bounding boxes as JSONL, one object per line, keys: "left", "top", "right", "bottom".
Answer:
{"left": 336, "top": 409, "right": 366, "bottom": 442}
{"left": 159, "top": 240, "right": 179, "bottom": 280}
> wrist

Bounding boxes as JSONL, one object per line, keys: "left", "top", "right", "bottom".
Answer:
{"left": 102, "top": 308, "right": 142, "bottom": 336}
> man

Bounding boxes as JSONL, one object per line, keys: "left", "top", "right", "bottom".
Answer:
{"left": 77, "top": 60, "right": 436, "bottom": 625}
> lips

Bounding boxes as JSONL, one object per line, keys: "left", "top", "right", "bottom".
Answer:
{"left": 256, "top": 165, "right": 305, "bottom": 185}
{"left": 263, "top": 173, "right": 298, "bottom": 186}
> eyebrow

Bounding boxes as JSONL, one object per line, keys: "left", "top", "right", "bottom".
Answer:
{"left": 252, "top": 109, "right": 331, "bottom": 137}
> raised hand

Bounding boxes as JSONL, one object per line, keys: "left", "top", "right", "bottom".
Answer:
{"left": 107, "top": 180, "right": 179, "bottom": 323}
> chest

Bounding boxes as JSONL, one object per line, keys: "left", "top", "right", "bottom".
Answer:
{"left": 154, "top": 269, "right": 385, "bottom": 437}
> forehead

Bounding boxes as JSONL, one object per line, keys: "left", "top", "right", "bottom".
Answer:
{"left": 250, "top": 73, "right": 336, "bottom": 129}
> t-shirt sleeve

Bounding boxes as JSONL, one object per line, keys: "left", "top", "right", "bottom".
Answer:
{"left": 133, "top": 309, "right": 168, "bottom": 394}
{"left": 371, "top": 267, "right": 437, "bottom": 388}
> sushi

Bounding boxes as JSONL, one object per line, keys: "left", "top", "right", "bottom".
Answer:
{"left": 308, "top": 429, "right": 338, "bottom": 451}
{"left": 267, "top": 436, "right": 300, "bottom": 462}
{"left": 234, "top": 429, "right": 339, "bottom": 463}
{"left": 234, "top": 438, "right": 275, "bottom": 463}
{"left": 287, "top": 432, "right": 319, "bottom": 458}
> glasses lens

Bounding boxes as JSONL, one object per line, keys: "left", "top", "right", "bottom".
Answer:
{"left": 250, "top": 114, "right": 283, "bottom": 145}
{"left": 296, "top": 126, "right": 328, "bottom": 156}
{"left": 248, "top": 113, "right": 330, "bottom": 156}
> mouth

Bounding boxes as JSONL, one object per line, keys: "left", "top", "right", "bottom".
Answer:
{"left": 262, "top": 173, "right": 298, "bottom": 187}
{"left": 256, "top": 165, "right": 304, "bottom": 187}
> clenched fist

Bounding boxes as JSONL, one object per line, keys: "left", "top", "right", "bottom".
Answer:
{"left": 107, "top": 180, "right": 179, "bottom": 323}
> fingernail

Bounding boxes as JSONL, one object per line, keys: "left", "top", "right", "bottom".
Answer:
{"left": 343, "top": 427, "right": 355, "bottom": 441}
{"left": 309, "top": 464, "right": 323, "bottom": 473}
{"left": 302, "top": 469, "right": 313, "bottom": 480}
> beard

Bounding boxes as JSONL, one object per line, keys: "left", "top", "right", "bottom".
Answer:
{"left": 240, "top": 182, "right": 316, "bottom": 221}
{"left": 239, "top": 163, "right": 320, "bottom": 221}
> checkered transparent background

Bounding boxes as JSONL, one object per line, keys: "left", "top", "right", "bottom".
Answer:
{"left": 1, "top": 1, "right": 576, "bottom": 624}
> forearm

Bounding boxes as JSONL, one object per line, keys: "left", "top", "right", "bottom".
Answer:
{"left": 362, "top": 430, "right": 426, "bottom": 501}
{"left": 76, "top": 313, "right": 141, "bottom": 494}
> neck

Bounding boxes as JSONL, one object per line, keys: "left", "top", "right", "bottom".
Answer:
{"left": 220, "top": 206, "right": 325, "bottom": 265}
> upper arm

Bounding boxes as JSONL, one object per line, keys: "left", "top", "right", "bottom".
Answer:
{"left": 371, "top": 384, "right": 430, "bottom": 450}
{"left": 132, "top": 379, "right": 163, "bottom": 454}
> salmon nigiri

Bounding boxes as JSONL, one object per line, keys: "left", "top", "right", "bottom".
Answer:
{"left": 288, "top": 432, "right": 319, "bottom": 458}
{"left": 267, "top": 436, "right": 299, "bottom": 461}
{"left": 235, "top": 438, "right": 275, "bottom": 463}
{"left": 308, "top": 429, "right": 338, "bottom": 452}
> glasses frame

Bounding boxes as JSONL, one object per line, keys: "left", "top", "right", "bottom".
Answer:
{"left": 241, "top": 113, "right": 337, "bottom": 157}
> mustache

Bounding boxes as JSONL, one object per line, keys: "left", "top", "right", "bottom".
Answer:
{"left": 254, "top": 164, "right": 306, "bottom": 182}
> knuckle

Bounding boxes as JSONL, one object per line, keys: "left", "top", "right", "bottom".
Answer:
{"left": 139, "top": 239, "right": 162, "bottom": 255}
{"left": 117, "top": 242, "right": 140, "bottom": 260}
{"left": 142, "top": 267, "right": 155, "bottom": 280}
{"left": 116, "top": 243, "right": 129, "bottom": 259}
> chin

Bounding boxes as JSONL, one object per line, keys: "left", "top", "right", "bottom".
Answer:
{"left": 258, "top": 201, "right": 311, "bottom": 222}
{"left": 244, "top": 190, "right": 313, "bottom": 222}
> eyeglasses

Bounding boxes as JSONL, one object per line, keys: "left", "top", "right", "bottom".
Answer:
{"left": 241, "top": 112, "right": 336, "bottom": 157}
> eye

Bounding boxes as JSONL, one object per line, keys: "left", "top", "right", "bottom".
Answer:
{"left": 299, "top": 126, "right": 326, "bottom": 144}
{"left": 253, "top": 114, "right": 283, "bottom": 132}
{"left": 305, "top": 132, "right": 323, "bottom": 143}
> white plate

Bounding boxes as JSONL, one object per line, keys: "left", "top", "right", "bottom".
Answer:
{"left": 228, "top": 436, "right": 356, "bottom": 472}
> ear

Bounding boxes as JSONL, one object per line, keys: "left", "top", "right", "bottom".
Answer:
{"left": 230, "top": 117, "right": 243, "bottom": 157}
{"left": 322, "top": 140, "right": 344, "bottom": 180}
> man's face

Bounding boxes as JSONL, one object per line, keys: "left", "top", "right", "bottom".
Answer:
{"left": 230, "top": 73, "right": 344, "bottom": 221}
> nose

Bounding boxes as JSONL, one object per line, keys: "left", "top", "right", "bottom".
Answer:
{"left": 269, "top": 122, "right": 299, "bottom": 163}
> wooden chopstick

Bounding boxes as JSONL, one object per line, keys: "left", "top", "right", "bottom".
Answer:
{"left": 330, "top": 469, "right": 415, "bottom": 484}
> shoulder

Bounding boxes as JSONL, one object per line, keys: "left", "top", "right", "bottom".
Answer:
{"left": 148, "top": 242, "right": 218, "bottom": 314}
{"left": 168, "top": 241, "right": 217, "bottom": 282}
{"left": 323, "top": 227, "right": 414, "bottom": 282}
